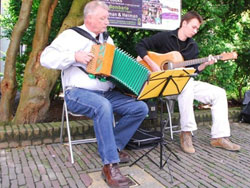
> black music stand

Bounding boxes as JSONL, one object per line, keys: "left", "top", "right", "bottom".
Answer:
{"left": 130, "top": 68, "right": 196, "bottom": 183}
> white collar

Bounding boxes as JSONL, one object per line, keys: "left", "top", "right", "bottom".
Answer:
{"left": 80, "top": 25, "right": 99, "bottom": 39}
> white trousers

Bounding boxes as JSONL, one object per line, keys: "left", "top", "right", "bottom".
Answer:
{"left": 177, "top": 78, "right": 231, "bottom": 138}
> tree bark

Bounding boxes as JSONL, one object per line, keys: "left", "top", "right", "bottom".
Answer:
{"left": 0, "top": 0, "right": 33, "bottom": 124}
{"left": 13, "top": 0, "right": 90, "bottom": 124}
{"left": 13, "top": 0, "right": 59, "bottom": 124}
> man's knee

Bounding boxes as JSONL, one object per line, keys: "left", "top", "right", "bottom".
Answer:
{"left": 96, "top": 99, "right": 113, "bottom": 115}
{"left": 136, "top": 101, "right": 149, "bottom": 116}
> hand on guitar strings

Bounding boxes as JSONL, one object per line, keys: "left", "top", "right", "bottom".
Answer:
{"left": 75, "top": 50, "right": 94, "bottom": 65}
{"left": 150, "top": 62, "right": 161, "bottom": 72}
{"left": 207, "top": 54, "right": 218, "bottom": 65}
{"left": 143, "top": 55, "right": 161, "bottom": 72}
{"left": 198, "top": 55, "right": 217, "bottom": 71}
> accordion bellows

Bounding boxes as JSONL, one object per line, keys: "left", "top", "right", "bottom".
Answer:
{"left": 87, "top": 43, "right": 150, "bottom": 96}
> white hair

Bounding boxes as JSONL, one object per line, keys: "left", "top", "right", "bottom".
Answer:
{"left": 84, "top": 1, "right": 109, "bottom": 18}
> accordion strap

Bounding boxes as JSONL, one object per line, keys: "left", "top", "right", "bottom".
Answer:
{"left": 70, "top": 27, "right": 108, "bottom": 82}
{"left": 70, "top": 27, "right": 109, "bottom": 44}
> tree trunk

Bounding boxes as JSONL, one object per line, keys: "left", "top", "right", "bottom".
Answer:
{"left": 0, "top": 0, "right": 33, "bottom": 124}
{"left": 13, "top": 0, "right": 90, "bottom": 125}
{"left": 13, "top": 0, "right": 59, "bottom": 124}
{"left": 58, "top": 0, "right": 91, "bottom": 33}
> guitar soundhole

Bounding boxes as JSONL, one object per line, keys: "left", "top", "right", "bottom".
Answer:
{"left": 162, "top": 63, "right": 168, "bottom": 70}
{"left": 161, "top": 61, "right": 170, "bottom": 70}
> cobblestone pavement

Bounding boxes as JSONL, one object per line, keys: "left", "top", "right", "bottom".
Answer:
{"left": 0, "top": 122, "right": 250, "bottom": 188}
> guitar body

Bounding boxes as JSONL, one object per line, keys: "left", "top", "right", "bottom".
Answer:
{"left": 138, "top": 51, "right": 184, "bottom": 71}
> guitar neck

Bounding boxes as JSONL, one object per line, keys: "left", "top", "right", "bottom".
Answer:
{"left": 174, "top": 55, "right": 222, "bottom": 68}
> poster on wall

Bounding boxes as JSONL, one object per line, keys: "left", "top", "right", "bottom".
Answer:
{"left": 102, "top": 0, "right": 181, "bottom": 31}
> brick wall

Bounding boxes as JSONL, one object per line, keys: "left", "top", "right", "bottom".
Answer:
{"left": 0, "top": 108, "right": 242, "bottom": 149}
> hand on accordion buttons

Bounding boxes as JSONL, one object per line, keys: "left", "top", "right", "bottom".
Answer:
{"left": 75, "top": 51, "right": 94, "bottom": 64}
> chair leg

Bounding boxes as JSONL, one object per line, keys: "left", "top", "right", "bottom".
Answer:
{"left": 166, "top": 100, "right": 174, "bottom": 140}
{"left": 64, "top": 103, "right": 74, "bottom": 164}
{"left": 167, "top": 100, "right": 193, "bottom": 139}
{"left": 60, "top": 104, "right": 65, "bottom": 144}
{"left": 165, "top": 99, "right": 182, "bottom": 140}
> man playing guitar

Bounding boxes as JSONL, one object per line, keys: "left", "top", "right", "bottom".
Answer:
{"left": 136, "top": 11, "right": 240, "bottom": 154}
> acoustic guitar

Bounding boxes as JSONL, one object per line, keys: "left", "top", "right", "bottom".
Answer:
{"left": 138, "top": 51, "right": 238, "bottom": 72}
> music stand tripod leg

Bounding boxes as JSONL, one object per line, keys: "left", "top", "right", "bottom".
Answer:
{"left": 159, "top": 139, "right": 176, "bottom": 183}
{"left": 129, "top": 144, "right": 159, "bottom": 167}
{"left": 163, "top": 141, "right": 181, "bottom": 161}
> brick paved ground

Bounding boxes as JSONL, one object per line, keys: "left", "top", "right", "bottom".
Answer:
{"left": 0, "top": 122, "right": 249, "bottom": 188}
